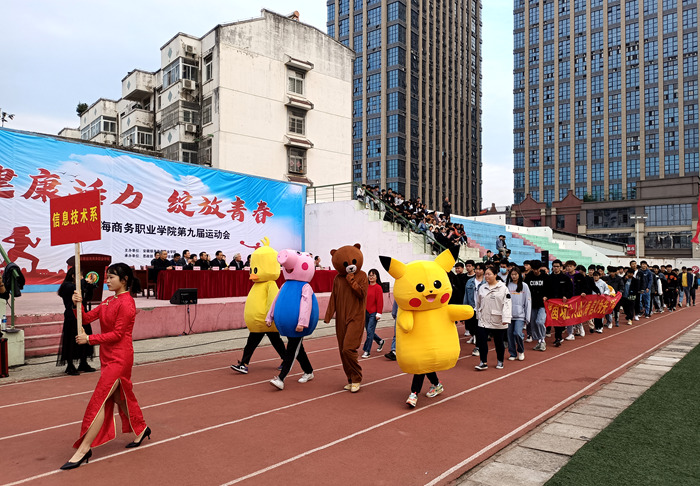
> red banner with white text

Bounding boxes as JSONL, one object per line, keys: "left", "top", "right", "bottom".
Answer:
{"left": 545, "top": 293, "right": 622, "bottom": 327}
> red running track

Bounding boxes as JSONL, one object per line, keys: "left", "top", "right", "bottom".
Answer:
{"left": 1, "top": 308, "right": 698, "bottom": 486}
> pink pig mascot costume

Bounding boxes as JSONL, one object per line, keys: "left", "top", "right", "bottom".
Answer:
{"left": 266, "top": 250, "right": 319, "bottom": 390}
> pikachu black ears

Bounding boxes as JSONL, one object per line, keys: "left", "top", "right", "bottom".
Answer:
{"left": 380, "top": 255, "right": 405, "bottom": 279}
{"left": 380, "top": 249, "right": 455, "bottom": 278}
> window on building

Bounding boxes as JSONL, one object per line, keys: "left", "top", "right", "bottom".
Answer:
{"left": 646, "top": 204, "right": 693, "bottom": 226}
{"left": 288, "top": 69, "right": 305, "bottom": 95}
{"left": 162, "top": 61, "right": 180, "bottom": 89}
{"left": 288, "top": 148, "right": 306, "bottom": 174}
{"left": 288, "top": 109, "right": 306, "bottom": 135}
{"left": 665, "top": 154, "right": 680, "bottom": 174}
{"left": 685, "top": 152, "right": 700, "bottom": 173}
{"left": 646, "top": 156, "right": 660, "bottom": 176}
{"left": 627, "top": 158, "right": 641, "bottom": 178}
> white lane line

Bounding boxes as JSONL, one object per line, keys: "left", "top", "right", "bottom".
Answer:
{"left": 218, "top": 317, "right": 697, "bottom": 486}
{"left": 0, "top": 351, "right": 394, "bottom": 442}
{"left": 2, "top": 318, "right": 690, "bottom": 485}
{"left": 0, "top": 344, "right": 342, "bottom": 409}
{"left": 423, "top": 318, "right": 700, "bottom": 486}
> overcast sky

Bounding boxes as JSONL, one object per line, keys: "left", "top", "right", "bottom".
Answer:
{"left": 1, "top": 0, "right": 513, "bottom": 207}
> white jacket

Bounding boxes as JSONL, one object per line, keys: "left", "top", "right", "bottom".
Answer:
{"left": 475, "top": 280, "right": 512, "bottom": 329}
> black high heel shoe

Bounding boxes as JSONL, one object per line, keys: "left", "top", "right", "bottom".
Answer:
{"left": 125, "top": 426, "right": 151, "bottom": 448}
{"left": 60, "top": 449, "right": 92, "bottom": 470}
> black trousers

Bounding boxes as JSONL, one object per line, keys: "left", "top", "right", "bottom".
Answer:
{"left": 240, "top": 332, "right": 287, "bottom": 365}
{"left": 278, "top": 336, "right": 313, "bottom": 381}
{"left": 594, "top": 317, "right": 604, "bottom": 330}
{"left": 411, "top": 372, "right": 439, "bottom": 394}
{"left": 554, "top": 326, "right": 565, "bottom": 341}
{"left": 477, "top": 326, "right": 506, "bottom": 364}
{"left": 465, "top": 316, "right": 478, "bottom": 336}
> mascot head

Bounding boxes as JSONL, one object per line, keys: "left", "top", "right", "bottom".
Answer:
{"left": 249, "top": 237, "right": 280, "bottom": 282}
{"left": 380, "top": 249, "right": 455, "bottom": 311}
{"left": 277, "top": 249, "right": 315, "bottom": 282}
{"left": 330, "top": 243, "right": 364, "bottom": 276}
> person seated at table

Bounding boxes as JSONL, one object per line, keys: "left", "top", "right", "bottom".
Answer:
{"left": 150, "top": 250, "right": 173, "bottom": 281}
{"left": 195, "top": 252, "right": 210, "bottom": 270}
{"left": 173, "top": 250, "right": 190, "bottom": 268}
{"left": 150, "top": 250, "right": 160, "bottom": 267}
{"left": 229, "top": 253, "right": 245, "bottom": 270}
{"left": 245, "top": 254, "right": 251, "bottom": 269}
{"left": 314, "top": 255, "right": 323, "bottom": 269}
{"left": 185, "top": 255, "right": 196, "bottom": 270}
{"left": 211, "top": 251, "right": 228, "bottom": 269}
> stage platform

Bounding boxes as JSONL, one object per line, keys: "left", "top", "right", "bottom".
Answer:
{"left": 6, "top": 291, "right": 394, "bottom": 359}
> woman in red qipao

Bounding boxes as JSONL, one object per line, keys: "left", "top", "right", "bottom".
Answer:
{"left": 60, "top": 263, "right": 151, "bottom": 470}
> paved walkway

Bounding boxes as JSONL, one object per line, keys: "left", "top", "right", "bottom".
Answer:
{"left": 454, "top": 324, "right": 700, "bottom": 486}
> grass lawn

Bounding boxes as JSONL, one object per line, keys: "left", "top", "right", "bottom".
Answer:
{"left": 546, "top": 343, "right": 700, "bottom": 486}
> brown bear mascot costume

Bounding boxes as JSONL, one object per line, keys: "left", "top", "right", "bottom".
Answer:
{"left": 324, "top": 243, "right": 368, "bottom": 392}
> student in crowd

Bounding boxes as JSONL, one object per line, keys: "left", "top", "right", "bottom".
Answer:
{"left": 474, "top": 266, "right": 511, "bottom": 371}
{"left": 506, "top": 267, "right": 531, "bottom": 362}
{"left": 606, "top": 266, "right": 625, "bottom": 326}
{"left": 464, "top": 262, "right": 486, "bottom": 357}
{"left": 544, "top": 260, "right": 574, "bottom": 347}
{"left": 591, "top": 271, "right": 609, "bottom": 333}
{"left": 638, "top": 261, "right": 654, "bottom": 318}
{"left": 361, "top": 269, "right": 385, "bottom": 358}
{"left": 524, "top": 260, "right": 547, "bottom": 351}
{"left": 621, "top": 268, "right": 640, "bottom": 324}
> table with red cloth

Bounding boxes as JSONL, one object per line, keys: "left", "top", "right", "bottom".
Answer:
{"left": 156, "top": 269, "right": 338, "bottom": 300}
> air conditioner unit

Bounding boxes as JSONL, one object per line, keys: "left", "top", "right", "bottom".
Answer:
{"left": 185, "top": 45, "right": 196, "bottom": 55}
{"left": 185, "top": 123, "right": 197, "bottom": 133}
{"left": 182, "top": 79, "right": 197, "bottom": 90}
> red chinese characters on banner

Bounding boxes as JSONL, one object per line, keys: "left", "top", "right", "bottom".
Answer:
{"left": 50, "top": 190, "right": 102, "bottom": 246}
{"left": 111, "top": 184, "right": 143, "bottom": 209}
{"left": 0, "top": 165, "right": 17, "bottom": 198}
{"left": 544, "top": 293, "right": 622, "bottom": 327}
{"left": 22, "top": 168, "right": 61, "bottom": 202}
{"left": 227, "top": 196, "right": 247, "bottom": 222}
{"left": 74, "top": 178, "right": 107, "bottom": 203}
{"left": 199, "top": 196, "right": 225, "bottom": 219}
{"left": 252, "top": 201, "right": 273, "bottom": 224}
{"left": 167, "top": 190, "right": 195, "bottom": 217}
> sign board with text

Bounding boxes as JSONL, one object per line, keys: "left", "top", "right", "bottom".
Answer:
{"left": 50, "top": 191, "right": 102, "bottom": 246}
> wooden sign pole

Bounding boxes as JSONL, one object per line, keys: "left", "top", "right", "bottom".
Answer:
{"left": 75, "top": 242, "right": 84, "bottom": 335}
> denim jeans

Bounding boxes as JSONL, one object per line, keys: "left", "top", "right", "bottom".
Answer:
{"left": 363, "top": 311, "right": 382, "bottom": 353}
{"left": 507, "top": 319, "right": 525, "bottom": 357}
{"left": 529, "top": 307, "right": 546, "bottom": 342}
{"left": 640, "top": 291, "right": 651, "bottom": 316}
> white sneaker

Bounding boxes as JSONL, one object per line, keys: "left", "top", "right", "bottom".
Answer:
{"left": 579, "top": 326, "right": 585, "bottom": 337}
{"left": 270, "top": 376, "right": 284, "bottom": 390}
{"left": 508, "top": 356, "right": 517, "bottom": 361}
{"left": 634, "top": 316, "right": 640, "bottom": 321}
{"left": 565, "top": 334, "right": 575, "bottom": 341}
{"left": 298, "top": 373, "right": 314, "bottom": 383}
{"left": 518, "top": 352, "right": 525, "bottom": 361}
{"left": 525, "top": 337, "right": 533, "bottom": 343}
{"left": 361, "top": 352, "right": 370, "bottom": 358}
{"left": 607, "top": 323, "right": 613, "bottom": 329}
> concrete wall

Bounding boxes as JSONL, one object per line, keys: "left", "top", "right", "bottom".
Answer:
{"left": 305, "top": 200, "right": 438, "bottom": 285}
{"left": 212, "top": 11, "right": 353, "bottom": 186}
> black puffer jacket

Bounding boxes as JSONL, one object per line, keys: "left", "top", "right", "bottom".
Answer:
{"left": 2, "top": 262, "right": 25, "bottom": 298}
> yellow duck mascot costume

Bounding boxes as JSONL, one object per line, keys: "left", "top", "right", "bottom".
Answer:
{"left": 380, "top": 249, "right": 474, "bottom": 408}
{"left": 230, "top": 238, "right": 287, "bottom": 374}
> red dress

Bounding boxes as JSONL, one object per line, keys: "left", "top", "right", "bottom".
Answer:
{"left": 73, "top": 292, "right": 147, "bottom": 448}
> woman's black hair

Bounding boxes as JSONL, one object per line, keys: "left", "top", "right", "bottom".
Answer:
{"left": 506, "top": 267, "right": 524, "bottom": 292}
{"left": 107, "top": 263, "right": 142, "bottom": 296}
{"left": 368, "top": 268, "right": 382, "bottom": 285}
{"left": 61, "top": 267, "right": 76, "bottom": 285}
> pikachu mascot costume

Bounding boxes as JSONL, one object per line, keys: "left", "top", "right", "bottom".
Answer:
{"left": 380, "top": 249, "right": 474, "bottom": 408}
{"left": 230, "top": 238, "right": 287, "bottom": 374}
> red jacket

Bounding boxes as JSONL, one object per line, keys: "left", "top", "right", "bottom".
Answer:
{"left": 366, "top": 283, "right": 384, "bottom": 314}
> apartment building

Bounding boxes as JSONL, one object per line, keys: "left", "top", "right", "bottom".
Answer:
{"left": 61, "top": 10, "right": 354, "bottom": 187}
{"left": 512, "top": 0, "right": 699, "bottom": 257}
{"left": 327, "top": 0, "right": 483, "bottom": 216}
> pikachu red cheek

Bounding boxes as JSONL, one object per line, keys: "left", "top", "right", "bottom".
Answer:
{"left": 409, "top": 298, "right": 422, "bottom": 308}
{"left": 440, "top": 293, "right": 450, "bottom": 304}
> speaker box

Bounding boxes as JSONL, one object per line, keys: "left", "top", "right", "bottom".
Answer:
{"left": 541, "top": 250, "right": 550, "bottom": 269}
{"left": 381, "top": 282, "right": 390, "bottom": 293}
{"left": 170, "top": 288, "right": 198, "bottom": 305}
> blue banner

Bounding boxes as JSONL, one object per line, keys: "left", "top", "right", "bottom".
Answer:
{"left": 0, "top": 129, "right": 305, "bottom": 288}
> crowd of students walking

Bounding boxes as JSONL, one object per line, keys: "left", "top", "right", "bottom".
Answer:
{"left": 446, "top": 258, "right": 697, "bottom": 371}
